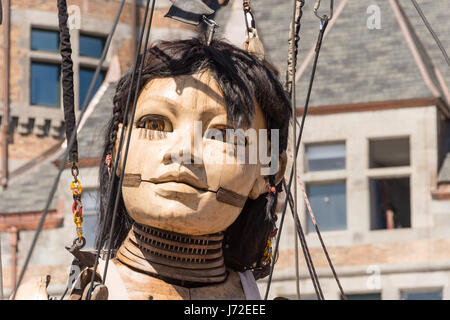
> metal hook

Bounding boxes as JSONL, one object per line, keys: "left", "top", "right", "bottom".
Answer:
{"left": 202, "top": 15, "right": 219, "bottom": 46}
{"left": 314, "top": 0, "right": 334, "bottom": 21}
{"left": 243, "top": 0, "right": 257, "bottom": 39}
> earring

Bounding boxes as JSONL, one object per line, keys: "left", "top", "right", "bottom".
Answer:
{"left": 105, "top": 154, "right": 112, "bottom": 176}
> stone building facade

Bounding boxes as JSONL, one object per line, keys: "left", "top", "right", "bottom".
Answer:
{"left": 0, "top": 0, "right": 449, "bottom": 300}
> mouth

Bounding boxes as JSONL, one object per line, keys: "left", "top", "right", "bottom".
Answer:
{"left": 122, "top": 173, "right": 247, "bottom": 207}
{"left": 149, "top": 179, "right": 209, "bottom": 192}
{"left": 122, "top": 173, "right": 210, "bottom": 200}
{"left": 151, "top": 181, "right": 208, "bottom": 198}
{"left": 122, "top": 172, "right": 209, "bottom": 191}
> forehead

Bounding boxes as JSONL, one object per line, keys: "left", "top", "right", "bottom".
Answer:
{"left": 137, "top": 71, "right": 226, "bottom": 116}
{"left": 136, "top": 71, "right": 267, "bottom": 130}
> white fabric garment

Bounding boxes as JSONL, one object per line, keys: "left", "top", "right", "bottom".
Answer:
{"left": 237, "top": 270, "right": 262, "bottom": 300}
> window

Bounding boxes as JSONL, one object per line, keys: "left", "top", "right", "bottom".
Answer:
{"left": 369, "top": 138, "right": 410, "bottom": 168}
{"left": 80, "top": 34, "right": 105, "bottom": 58}
{"left": 81, "top": 189, "right": 100, "bottom": 248}
{"left": 29, "top": 28, "right": 108, "bottom": 112}
{"left": 30, "top": 62, "right": 61, "bottom": 107}
{"left": 79, "top": 67, "right": 106, "bottom": 108}
{"left": 307, "top": 182, "right": 347, "bottom": 232}
{"left": 306, "top": 143, "right": 345, "bottom": 172}
{"left": 370, "top": 178, "right": 411, "bottom": 230}
{"left": 304, "top": 142, "right": 347, "bottom": 232}
{"left": 369, "top": 137, "right": 411, "bottom": 230}
{"left": 31, "top": 28, "right": 59, "bottom": 52}
{"left": 401, "top": 290, "right": 442, "bottom": 300}
{"left": 345, "top": 293, "right": 381, "bottom": 300}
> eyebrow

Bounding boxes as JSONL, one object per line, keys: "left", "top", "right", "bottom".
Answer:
{"left": 139, "top": 95, "right": 226, "bottom": 117}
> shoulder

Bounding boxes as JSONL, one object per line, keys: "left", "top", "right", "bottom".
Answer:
{"left": 13, "top": 275, "right": 50, "bottom": 300}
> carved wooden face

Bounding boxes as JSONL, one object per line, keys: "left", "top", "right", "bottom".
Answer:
{"left": 115, "top": 71, "right": 282, "bottom": 235}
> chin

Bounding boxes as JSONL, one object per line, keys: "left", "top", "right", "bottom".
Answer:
{"left": 123, "top": 185, "right": 243, "bottom": 235}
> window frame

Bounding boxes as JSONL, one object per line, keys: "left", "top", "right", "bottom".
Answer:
{"left": 79, "top": 32, "right": 107, "bottom": 59}
{"left": 304, "top": 141, "right": 346, "bottom": 173}
{"left": 400, "top": 288, "right": 443, "bottom": 300}
{"left": 29, "top": 25, "right": 109, "bottom": 113}
{"left": 30, "top": 27, "right": 60, "bottom": 53}
{"left": 78, "top": 64, "right": 107, "bottom": 109}
{"left": 305, "top": 180, "right": 348, "bottom": 233}
{"left": 301, "top": 140, "right": 348, "bottom": 235}
{"left": 368, "top": 136, "right": 410, "bottom": 169}
{"left": 29, "top": 59, "right": 62, "bottom": 108}
{"left": 366, "top": 135, "right": 412, "bottom": 232}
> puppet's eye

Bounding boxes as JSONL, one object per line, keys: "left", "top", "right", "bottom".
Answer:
{"left": 136, "top": 115, "right": 173, "bottom": 132}
{"left": 205, "top": 127, "right": 247, "bottom": 146}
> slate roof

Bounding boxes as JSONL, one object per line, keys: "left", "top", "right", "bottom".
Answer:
{"left": 216, "top": 0, "right": 449, "bottom": 107}
{"left": 0, "top": 162, "right": 59, "bottom": 214}
{"left": 215, "top": 0, "right": 450, "bottom": 182}
{"left": 77, "top": 83, "right": 116, "bottom": 159}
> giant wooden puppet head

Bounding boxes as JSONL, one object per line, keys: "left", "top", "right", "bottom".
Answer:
{"left": 97, "top": 38, "right": 291, "bottom": 298}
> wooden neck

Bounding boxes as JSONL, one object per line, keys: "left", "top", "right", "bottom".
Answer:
{"left": 116, "top": 222, "right": 228, "bottom": 286}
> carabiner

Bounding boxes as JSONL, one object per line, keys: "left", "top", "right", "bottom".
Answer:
{"left": 314, "top": 0, "right": 334, "bottom": 21}
{"left": 243, "top": 0, "right": 257, "bottom": 38}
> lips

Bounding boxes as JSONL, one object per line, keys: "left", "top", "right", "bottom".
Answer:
{"left": 143, "top": 170, "right": 210, "bottom": 192}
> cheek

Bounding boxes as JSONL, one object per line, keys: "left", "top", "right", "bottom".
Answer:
{"left": 202, "top": 139, "right": 260, "bottom": 195}
{"left": 117, "top": 129, "right": 167, "bottom": 175}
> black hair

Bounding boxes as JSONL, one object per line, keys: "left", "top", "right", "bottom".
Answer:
{"left": 96, "top": 37, "right": 291, "bottom": 279}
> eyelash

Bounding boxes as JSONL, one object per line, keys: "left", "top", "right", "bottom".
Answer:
{"left": 139, "top": 129, "right": 169, "bottom": 140}
{"left": 135, "top": 118, "right": 247, "bottom": 146}
{"left": 136, "top": 116, "right": 172, "bottom": 140}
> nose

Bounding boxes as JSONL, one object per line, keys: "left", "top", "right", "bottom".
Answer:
{"left": 162, "top": 122, "right": 203, "bottom": 167}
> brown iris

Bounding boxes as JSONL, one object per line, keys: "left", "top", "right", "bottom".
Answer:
{"left": 136, "top": 115, "right": 173, "bottom": 132}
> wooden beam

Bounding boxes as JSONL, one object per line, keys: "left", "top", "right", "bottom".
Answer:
{"left": 53, "top": 157, "right": 101, "bottom": 169}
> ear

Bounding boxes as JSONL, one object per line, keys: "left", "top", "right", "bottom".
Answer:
{"left": 113, "top": 124, "right": 124, "bottom": 177}
{"left": 248, "top": 151, "right": 287, "bottom": 199}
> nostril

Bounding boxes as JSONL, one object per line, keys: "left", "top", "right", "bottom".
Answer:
{"left": 162, "top": 152, "right": 172, "bottom": 165}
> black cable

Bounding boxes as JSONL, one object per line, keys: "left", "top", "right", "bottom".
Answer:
{"left": 264, "top": 16, "right": 330, "bottom": 300}
{"left": 302, "top": 16, "right": 346, "bottom": 300}
{"left": 288, "top": 0, "right": 305, "bottom": 301}
{"left": 58, "top": 0, "right": 78, "bottom": 163}
{"left": 86, "top": 0, "right": 155, "bottom": 300}
{"left": 11, "top": 0, "right": 126, "bottom": 300}
{"left": 312, "top": 223, "right": 346, "bottom": 299}
{"left": 284, "top": 181, "right": 324, "bottom": 300}
{"left": 410, "top": 0, "right": 450, "bottom": 68}
{"left": 102, "top": 0, "right": 156, "bottom": 286}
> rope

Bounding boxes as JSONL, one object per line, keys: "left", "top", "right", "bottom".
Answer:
{"left": 297, "top": 176, "right": 346, "bottom": 299}
{"left": 58, "top": 0, "right": 78, "bottom": 164}
{"left": 86, "top": 0, "right": 156, "bottom": 299}
{"left": 288, "top": 0, "right": 305, "bottom": 300}
{"left": 103, "top": 0, "right": 156, "bottom": 283}
{"left": 410, "top": 0, "right": 450, "bottom": 68}
{"left": 264, "top": 0, "right": 305, "bottom": 301}
{"left": 10, "top": 0, "right": 126, "bottom": 300}
{"left": 264, "top": 12, "right": 332, "bottom": 300}
{"left": 284, "top": 180, "right": 324, "bottom": 300}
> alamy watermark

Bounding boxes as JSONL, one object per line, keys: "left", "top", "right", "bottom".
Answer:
{"left": 367, "top": 4, "right": 381, "bottom": 30}
{"left": 366, "top": 264, "right": 381, "bottom": 290}
{"left": 68, "top": 5, "right": 81, "bottom": 30}
{"left": 140, "top": 121, "right": 280, "bottom": 175}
